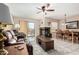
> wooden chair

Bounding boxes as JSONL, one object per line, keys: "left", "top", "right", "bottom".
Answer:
{"left": 63, "top": 30, "right": 79, "bottom": 43}
{"left": 56, "top": 29, "right": 64, "bottom": 39}
{"left": 72, "top": 32, "right": 79, "bottom": 43}
{"left": 63, "top": 30, "right": 72, "bottom": 41}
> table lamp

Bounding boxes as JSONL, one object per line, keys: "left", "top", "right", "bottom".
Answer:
{"left": 0, "top": 3, "right": 14, "bottom": 55}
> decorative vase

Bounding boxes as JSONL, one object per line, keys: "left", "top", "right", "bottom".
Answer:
{"left": 0, "top": 29, "right": 8, "bottom": 55}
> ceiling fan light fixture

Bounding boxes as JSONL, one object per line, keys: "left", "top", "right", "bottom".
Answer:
{"left": 36, "top": 3, "right": 55, "bottom": 15}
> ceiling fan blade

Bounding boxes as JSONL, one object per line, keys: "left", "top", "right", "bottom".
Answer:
{"left": 36, "top": 7, "right": 42, "bottom": 10}
{"left": 36, "top": 11, "right": 42, "bottom": 14}
{"left": 46, "top": 9, "right": 55, "bottom": 11}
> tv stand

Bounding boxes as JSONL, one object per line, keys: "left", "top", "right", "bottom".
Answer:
{"left": 36, "top": 36, "right": 54, "bottom": 51}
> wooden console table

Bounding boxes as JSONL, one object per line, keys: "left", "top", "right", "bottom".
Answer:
{"left": 5, "top": 43, "right": 28, "bottom": 55}
{"left": 36, "top": 36, "right": 54, "bottom": 51}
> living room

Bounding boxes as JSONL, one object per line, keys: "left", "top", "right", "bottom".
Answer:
{"left": 1, "top": 3, "right": 79, "bottom": 55}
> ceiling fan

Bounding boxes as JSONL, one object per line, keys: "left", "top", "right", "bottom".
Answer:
{"left": 36, "top": 3, "right": 55, "bottom": 15}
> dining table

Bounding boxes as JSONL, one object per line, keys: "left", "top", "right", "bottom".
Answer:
{"left": 70, "top": 31, "right": 79, "bottom": 44}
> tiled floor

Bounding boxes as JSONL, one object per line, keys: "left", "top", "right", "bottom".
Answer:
{"left": 27, "top": 37, "right": 79, "bottom": 55}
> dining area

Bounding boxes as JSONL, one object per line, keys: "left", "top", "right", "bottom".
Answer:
{"left": 56, "top": 29, "right": 79, "bottom": 44}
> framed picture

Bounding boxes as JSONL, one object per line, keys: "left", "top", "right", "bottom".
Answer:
{"left": 66, "top": 21, "right": 79, "bottom": 29}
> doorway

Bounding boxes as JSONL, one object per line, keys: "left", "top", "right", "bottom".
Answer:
{"left": 27, "top": 22, "right": 35, "bottom": 37}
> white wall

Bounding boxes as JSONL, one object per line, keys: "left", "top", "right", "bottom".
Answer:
{"left": 58, "top": 19, "right": 66, "bottom": 30}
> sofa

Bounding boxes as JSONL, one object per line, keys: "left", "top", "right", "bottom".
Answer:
{"left": 2, "top": 30, "right": 33, "bottom": 55}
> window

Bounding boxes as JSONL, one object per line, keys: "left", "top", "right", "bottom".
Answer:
{"left": 28, "top": 23, "right": 34, "bottom": 29}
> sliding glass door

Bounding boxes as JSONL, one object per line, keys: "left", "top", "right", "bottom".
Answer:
{"left": 27, "top": 22, "right": 35, "bottom": 37}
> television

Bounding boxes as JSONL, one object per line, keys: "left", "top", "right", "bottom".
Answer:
{"left": 40, "top": 27, "right": 52, "bottom": 37}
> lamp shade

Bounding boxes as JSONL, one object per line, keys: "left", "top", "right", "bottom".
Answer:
{"left": 0, "top": 3, "right": 14, "bottom": 24}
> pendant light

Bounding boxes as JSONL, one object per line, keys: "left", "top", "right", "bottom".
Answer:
{"left": 64, "top": 13, "right": 67, "bottom": 25}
